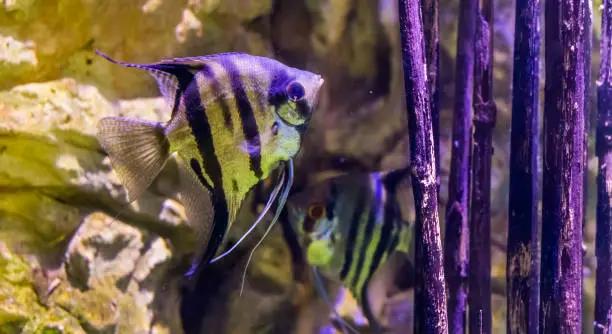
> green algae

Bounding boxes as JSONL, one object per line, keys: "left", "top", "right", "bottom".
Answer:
{"left": 0, "top": 250, "right": 85, "bottom": 333}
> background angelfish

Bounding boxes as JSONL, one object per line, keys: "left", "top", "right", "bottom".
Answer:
{"left": 95, "top": 50, "right": 324, "bottom": 275}
{"left": 286, "top": 169, "right": 414, "bottom": 331}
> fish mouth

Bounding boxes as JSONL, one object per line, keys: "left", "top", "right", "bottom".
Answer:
{"left": 311, "top": 76, "right": 325, "bottom": 111}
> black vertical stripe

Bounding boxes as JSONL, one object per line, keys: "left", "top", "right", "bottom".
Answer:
{"left": 339, "top": 189, "right": 367, "bottom": 280}
{"left": 349, "top": 177, "right": 384, "bottom": 288}
{"left": 363, "top": 186, "right": 398, "bottom": 276}
{"left": 170, "top": 86, "right": 181, "bottom": 118}
{"left": 199, "top": 66, "right": 233, "bottom": 129}
{"left": 360, "top": 287, "right": 378, "bottom": 330}
{"left": 356, "top": 191, "right": 396, "bottom": 330}
{"left": 183, "top": 72, "right": 229, "bottom": 269}
{"left": 295, "top": 100, "right": 310, "bottom": 119}
{"left": 143, "top": 63, "right": 195, "bottom": 119}
{"left": 350, "top": 201, "right": 378, "bottom": 289}
{"left": 326, "top": 182, "right": 338, "bottom": 220}
{"left": 267, "top": 69, "right": 291, "bottom": 106}
{"left": 189, "top": 159, "right": 213, "bottom": 194}
{"left": 387, "top": 228, "right": 401, "bottom": 256}
{"left": 363, "top": 191, "right": 396, "bottom": 289}
{"left": 220, "top": 59, "right": 263, "bottom": 178}
{"left": 383, "top": 198, "right": 402, "bottom": 257}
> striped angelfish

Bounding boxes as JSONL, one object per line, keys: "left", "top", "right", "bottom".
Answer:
{"left": 95, "top": 50, "right": 324, "bottom": 278}
{"left": 286, "top": 169, "right": 414, "bottom": 331}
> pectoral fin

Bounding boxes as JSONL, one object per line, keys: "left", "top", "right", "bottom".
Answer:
{"left": 97, "top": 116, "right": 170, "bottom": 202}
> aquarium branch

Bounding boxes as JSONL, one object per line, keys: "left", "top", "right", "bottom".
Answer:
{"left": 506, "top": 0, "right": 541, "bottom": 330}
{"left": 421, "top": 0, "right": 440, "bottom": 194}
{"left": 540, "top": 0, "right": 585, "bottom": 330}
{"left": 584, "top": 0, "right": 593, "bottom": 331}
{"left": 444, "top": 0, "right": 477, "bottom": 328}
{"left": 469, "top": 0, "right": 496, "bottom": 332}
{"left": 595, "top": 0, "right": 612, "bottom": 331}
{"left": 398, "top": 0, "right": 448, "bottom": 332}
{"left": 584, "top": 0, "right": 593, "bottom": 235}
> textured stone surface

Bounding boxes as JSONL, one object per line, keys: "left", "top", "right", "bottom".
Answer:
{"left": 0, "top": 78, "right": 193, "bottom": 333}
{"left": 0, "top": 0, "right": 274, "bottom": 98}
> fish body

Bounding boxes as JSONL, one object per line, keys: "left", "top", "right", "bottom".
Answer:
{"left": 286, "top": 169, "right": 414, "bottom": 328}
{"left": 95, "top": 51, "right": 324, "bottom": 273}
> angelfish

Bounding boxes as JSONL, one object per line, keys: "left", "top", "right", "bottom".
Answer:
{"left": 286, "top": 168, "right": 414, "bottom": 331}
{"left": 95, "top": 50, "right": 324, "bottom": 276}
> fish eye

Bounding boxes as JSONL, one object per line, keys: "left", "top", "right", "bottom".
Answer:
{"left": 307, "top": 203, "right": 326, "bottom": 219}
{"left": 302, "top": 202, "right": 325, "bottom": 234}
{"left": 286, "top": 81, "right": 305, "bottom": 102}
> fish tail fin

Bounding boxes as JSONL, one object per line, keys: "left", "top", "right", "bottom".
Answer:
{"left": 97, "top": 116, "right": 170, "bottom": 202}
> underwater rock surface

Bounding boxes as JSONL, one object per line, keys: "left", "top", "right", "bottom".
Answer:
{"left": 0, "top": 78, "right": 193, "bottom": 333}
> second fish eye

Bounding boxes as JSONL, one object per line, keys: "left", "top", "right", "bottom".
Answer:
{"left": 286, "top": 81, "right": 305, "bottom": 102}
{"left": 307, "top": 203, "right": 326, "bottom": 219}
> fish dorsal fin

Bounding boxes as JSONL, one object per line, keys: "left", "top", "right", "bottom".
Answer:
{"left": 96, "top": 50, "right": 204, "bottom": 117}
{"left": 380, "top": 166, "right": 411, "bottom": 195}
{"left": 158, "top": 52, "right": 247, "bottom": 65}
{"left": 176, "top": 158, "right": 214, "bottom": 280}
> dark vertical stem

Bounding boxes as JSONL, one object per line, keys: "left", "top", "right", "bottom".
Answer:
{"left": 584, "top": 0, "right": 592, "bottom": 230}
{"left": 421, "top": 0, "right": 440, "bottom": 192}
{"left": 595, "top": 0, "right": 612, "bottom": 331}
{"left": 583, "top": 0, "right": 592, "bottom": 332}
{"left": 469, "top": 0, "right": 495, "bottom": 331}
{"left": 540, "top": 0, "right": 585, "bottom": 330}
{"left": 398, "top": 0, "right": 448, "bottom": 332}
{"left": 506, "top": 0, "right": 541, "bottom": 330}
{"left": 444, "top": 0, "right": 477, "bottom": 329}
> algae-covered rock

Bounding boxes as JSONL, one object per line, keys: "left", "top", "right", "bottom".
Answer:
{"left": 0, "top": 79, "right": 193, "bottom": 333}
{"left": 0, "top": 243, "right": 85, "bottom": 333}
{"left": 0, "top": 210, "right": 185, "bottom": 334}
{"left": 52, "top": 212, "right": 181, "bottom": 334}
{"left": 0, "top": 0, "right": 273, "bottom": 98}
{"left": 0, "top": 78, "right": 193, "bottom": 246}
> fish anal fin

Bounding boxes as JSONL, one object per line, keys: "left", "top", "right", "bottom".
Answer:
{"left": 97, "top": 116, "right": 169, "bottom": 202}
{"left": 177, "top": 160, "right": 214, "bottom": 275}
{"left": 365, "top": 253, "right": 405, "bottom": 331}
